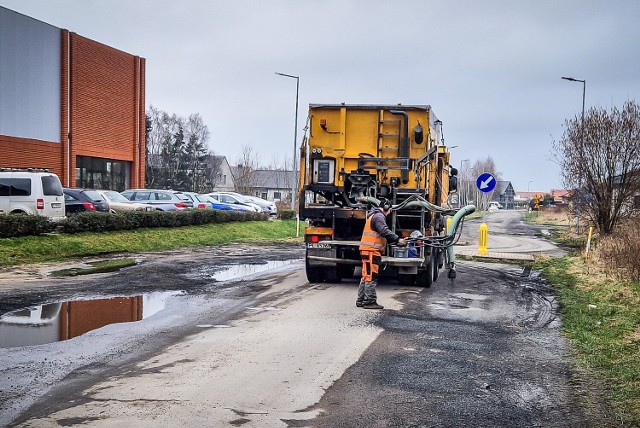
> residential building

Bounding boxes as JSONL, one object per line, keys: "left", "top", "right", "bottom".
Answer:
{"left": 492, "top": 181, "right": 515, "bottom": 209}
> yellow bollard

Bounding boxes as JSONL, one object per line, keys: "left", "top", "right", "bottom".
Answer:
{"left": 446, "top": 217, "right": 452, "bottom": 234}
{"left": 478, "top": 223, "right": 488, "bottom": 254}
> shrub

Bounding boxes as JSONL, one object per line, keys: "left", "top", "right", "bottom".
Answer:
{"left": 58, "top": 210, "right": 267, "bottom": 234}
{"left": 0, "top": 214, "right": 56, "bottom": 237}
{"left": 278, "top": 209, "right": 296, "bottom": 220}
{"left": 595, "top": 218, "right": 640, "bottom": 281}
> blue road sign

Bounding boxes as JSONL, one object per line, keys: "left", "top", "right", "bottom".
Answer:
{"left": 476, "top": 173, "right": 496, "bottom": 193}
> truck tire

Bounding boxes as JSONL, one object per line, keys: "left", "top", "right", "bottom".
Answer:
{"left": 324, "top": 266, "right": 341, "bottom": 283}
{"left": 417, "top": 262, "right": 433, "bottom": 288}
{"left": 398, "top": 274, "right": 416, "bottom": 285}
{"left": 305, "top": 257, "right": 325, "bottom": 283}
{"left": 432, "top": 253, "right": 440, "bottom": 283}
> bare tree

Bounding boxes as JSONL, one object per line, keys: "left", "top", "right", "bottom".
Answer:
{"left": 554, "top": 100, "right": 640, "bottom": 234}
{"left": 467, "top": 157, "right": 501, "bottom": 208}
{"left": 234, "top": 145, "right": 259, "bottom": 194}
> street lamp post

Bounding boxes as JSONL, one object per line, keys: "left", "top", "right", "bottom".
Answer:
{"left": 561, "top": 76, "right": 586, "bottom": 233}
{"left": 460, "top": 159, "right": 469, "bottom": 207}
{"left": 275, "top": 72, "right": 299, "bottom": 211}
{"left": 527, "top": 180, "right": 533, "bottom": 208}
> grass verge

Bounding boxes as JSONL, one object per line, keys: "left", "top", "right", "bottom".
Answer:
{"left": 0, "top": 219, "right": 300, "bottom": 267}
{"left": 51, "top": 258, "right": 138, "bottom": 277}
{"left": 535, "top": 253, "right": 640, "bottom": 424}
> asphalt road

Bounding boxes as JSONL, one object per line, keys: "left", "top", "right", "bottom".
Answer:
{"left": 0, "top": 211, "right": 610, "bottom": 427}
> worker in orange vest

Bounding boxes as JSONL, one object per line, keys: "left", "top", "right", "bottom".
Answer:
{"left": 356, "top": 199, "right": 406, "bottom": 309}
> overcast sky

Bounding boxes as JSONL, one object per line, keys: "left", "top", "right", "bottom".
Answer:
{"left": 2, "top": 0, "right": 639, "bottom": 193}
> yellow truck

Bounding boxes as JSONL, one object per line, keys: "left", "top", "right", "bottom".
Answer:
{"left": 298, "top": 104, "right": 475, "bottom": 286}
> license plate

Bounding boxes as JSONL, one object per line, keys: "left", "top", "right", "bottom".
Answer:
{"left": 307, "top": 243, "right": 331, "bottom": 249}
{"left": 51, "top": 203, "right": 62, "bottom": 208}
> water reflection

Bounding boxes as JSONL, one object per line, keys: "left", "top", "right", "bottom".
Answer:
{"left": 0, "top": 291, "right": 181, "bottom": 348}
{"left": 211, "top": 260, "right": 298, "bottom": 281}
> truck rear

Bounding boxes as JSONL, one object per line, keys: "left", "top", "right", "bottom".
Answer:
{"left": 298, "top": 104, "right": 474, "bottom": 286}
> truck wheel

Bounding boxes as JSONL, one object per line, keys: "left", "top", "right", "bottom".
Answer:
{"left": 417, "top": 262, "right": 433, "bottom": 288}
{"left": 340, "top": 265, "right": 355, "bottom": 280}
{"left": 398, "top": 274, "right": 415, "bottom": 285}
{"left": 325, "top": 266, "right": 342, "bottom": 283}
{"left": 431, "top": 252, "right": 440, "bottom": 283}
{"left": 305, "top": 258, "right": 325, "bottom": 283}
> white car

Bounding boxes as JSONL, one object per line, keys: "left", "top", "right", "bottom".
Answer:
{"left": 97, "top": 190, "right": 154, "bottom": 212}
{"left": 207, "top": 193, "right": 260, "bottom": 212}
{"left": 0, "top": 169, "right": 66, "bottom": 222}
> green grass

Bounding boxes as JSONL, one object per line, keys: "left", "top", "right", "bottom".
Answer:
{"left": 0, "top": 220, "right": 300, "bottom": 267}
{"left": 51, "top": 258, "right": 138, "bottom": 277}
{"left": 536, "top": 255, "right": 640, "bottom": 423}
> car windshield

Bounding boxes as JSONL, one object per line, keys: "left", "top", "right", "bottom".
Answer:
{"left": 84, "top": 190, "right": 105, "bottom": 201}
{"left": 231, "top": 194, "right": 250, "bottom": 202}
{"left": 175, "top": 193, "right": 190, "bottom": 202}
{"left": 104, "top": 191, "right": 129, "bottom": 202}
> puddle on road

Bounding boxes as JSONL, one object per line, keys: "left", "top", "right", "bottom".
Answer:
{"left": 0, "top": 291, "right": 182, "bottom": 348}
{"left": 0, "top": 258, "right": 301, "bottom": 348}
{"left": 202, "top": 259, "right": 300, "bottom": 282}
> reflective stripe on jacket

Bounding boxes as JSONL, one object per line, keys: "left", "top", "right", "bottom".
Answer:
{"left": 359, "top": 212, "right": 387, "bottom": 254}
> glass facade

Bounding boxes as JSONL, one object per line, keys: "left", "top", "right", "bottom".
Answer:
{"left": 75, "top": 156, "right": 130, "bottom": 191}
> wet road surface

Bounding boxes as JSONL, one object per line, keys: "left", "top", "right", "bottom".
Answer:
{"left": 0, "top": 213, "right": 610, "bottom": 427}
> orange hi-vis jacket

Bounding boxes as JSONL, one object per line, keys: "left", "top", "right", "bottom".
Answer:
{"left": 359, "top": 212, "right": 387, "bottom": 254}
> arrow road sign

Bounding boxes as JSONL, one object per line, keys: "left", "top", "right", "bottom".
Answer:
{"left": 476, "top": 173, "right": 496, "bottom": 193}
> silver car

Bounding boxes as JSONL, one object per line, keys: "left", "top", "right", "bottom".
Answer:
{"left": 207, "top": 192, "right": 260, "bottom": 212}
{"left": 120, "top": 189, "right": 192, "bottom": 211}
{"left": 97, "top": 190, "right": 154, "bottom": 212}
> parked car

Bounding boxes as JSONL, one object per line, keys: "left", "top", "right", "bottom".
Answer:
{"left": 242, "top": 195, "right": 278, "bottom": 216}
{"left": 181, "top": 192, "right": 211, "bottom": 209}
{"left": 208, "top": 192, "right": 260, "bottom": 212}
{"left": 182, "top": 192, "right": 248, "bottom": 211}
{"left": 120, "top": 189, "right": 192, "bottom": 211}
{"left": 97, "top": 190, "right": 154, "bottom": 213}
{"left": 0, "top": 168, "right": 66, "bottom": 222}
{"left": 63, "top": 188, "right": 110, "bottom": 214}
{"left": 219, "top": 192, "right": 271, "bottom": 214}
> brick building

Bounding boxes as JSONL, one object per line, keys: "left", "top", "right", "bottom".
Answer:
{"left": 0, "top": 6, "right": 145, "bottom": 191}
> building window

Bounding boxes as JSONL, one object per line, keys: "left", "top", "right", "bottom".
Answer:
{"left": 274, "top": 191, "right": 282, "bottom": 200}
{"left": 76, "top": 156, "right": 130, "bottom": 191}
{"left": 223, "top": 174, "right": 227, "bottom": 184}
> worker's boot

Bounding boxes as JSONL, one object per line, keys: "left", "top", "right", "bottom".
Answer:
{"left": 363, "top": 301, "right": 384, "bottom": 310}
{"left": 362, "top": 280, "right": 381, "bottom": 309}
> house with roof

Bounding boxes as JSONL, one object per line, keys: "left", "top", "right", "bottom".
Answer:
{"left": 249, "top": 169, "right": 296, "bottom": 203}
{"left": 492, "top": 180, "right": 515, "bottom": 209}
{"left": 209, "top": 155, "right": 236, "bottom": 192}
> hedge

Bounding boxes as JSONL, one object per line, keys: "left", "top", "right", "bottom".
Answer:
{"left": 0, "top": 210, "right": 267, "bottom": 238}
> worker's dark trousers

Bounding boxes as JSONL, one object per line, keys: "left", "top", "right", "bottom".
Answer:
{"left": 357, "top": 251, "right": 381, "bottom": 305}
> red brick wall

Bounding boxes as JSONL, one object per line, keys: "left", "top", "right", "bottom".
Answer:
{"left": 69, "top": 33, "right": 145, "bottom": 187}
{"left": 0, "top": 29, "right": 145, "bottom": 188}
{"left": 0, "top": 136, "right": 64, "bottom": 175}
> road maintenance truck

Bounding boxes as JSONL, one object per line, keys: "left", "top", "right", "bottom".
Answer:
{"left": 298, "top": 104, "right": 475, "bottom": 286}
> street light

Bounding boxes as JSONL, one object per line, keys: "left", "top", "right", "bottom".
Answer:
{"left": 562, "top": 76, "right": 586, "bottom": 233}
{"left": 460, "top": 159, "right": 469, "bottom": 206}
{"left": 527, "top": 180, "right": 533, "bottom": 206}
{"left": 275, "top": 72, "right": 299, "bottom": 211}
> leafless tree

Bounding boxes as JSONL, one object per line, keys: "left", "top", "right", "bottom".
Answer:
{"left": 234, "top": 145, "right": 259, "bottom": 194}
{"left": 466, "top": 157, "right": 501, "bottom": 208}
{"left": 554, "top": 100, "right": 640, "bottom": 234}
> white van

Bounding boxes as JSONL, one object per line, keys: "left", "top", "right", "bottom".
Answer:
{"left": 0, "top": 169, "right": 66, "bottom": 222}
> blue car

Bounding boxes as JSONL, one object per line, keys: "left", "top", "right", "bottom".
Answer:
{"left": 184, "top": 192, "right": 249, "bottom": 212}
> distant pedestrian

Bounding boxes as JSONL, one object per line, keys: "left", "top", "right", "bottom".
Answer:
{"left": 356, "top": 199, "right": 406, "bottom": 309}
